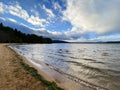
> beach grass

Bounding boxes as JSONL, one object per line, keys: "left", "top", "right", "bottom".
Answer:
{"left": 19, "top": 58, "right": 64, "bottom": 90}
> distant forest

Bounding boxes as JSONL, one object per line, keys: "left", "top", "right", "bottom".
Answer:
{"left": 0, "top": 23, "right": 52, "bottom": 43}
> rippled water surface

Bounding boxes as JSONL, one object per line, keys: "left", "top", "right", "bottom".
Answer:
{"left": 11, "top": 43, "right": 120, "bottom": 90}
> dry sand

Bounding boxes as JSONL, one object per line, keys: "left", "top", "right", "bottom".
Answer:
{"left": 0, "top": 44, "right": 48, "bottom": 90}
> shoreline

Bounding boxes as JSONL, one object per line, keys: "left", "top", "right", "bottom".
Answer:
{"left": 9, "top": 44, "right": 75, "bottom": 90}
{"left": 7, "top": 44, "right": 66, "bottom": 90}
{"left": 0, "top": 44, "right": 64, "bottom": 90}
{"left": 9, "top": 44, "right": 98, "bottom": 90}
{"left": 7, "top": 43, "right": 106, "bottom": 90}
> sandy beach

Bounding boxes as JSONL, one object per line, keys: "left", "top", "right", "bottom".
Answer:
{"left": 0, "top": 44, "right": 64, "bottom": 90}
{"left": 0, "top": 44, "right": 48, "bottom": 90}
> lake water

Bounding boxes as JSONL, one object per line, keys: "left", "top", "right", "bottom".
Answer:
{"left": 11, "top": 43, "right": 120, "bottom": 90}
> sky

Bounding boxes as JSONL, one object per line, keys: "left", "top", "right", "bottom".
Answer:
{"left": 0, "top": 0, "right": 120, "bottom": 42}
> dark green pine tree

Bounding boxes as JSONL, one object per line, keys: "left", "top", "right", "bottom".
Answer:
{"left": 0, "top": 23, "right": 53, "bottom": 43}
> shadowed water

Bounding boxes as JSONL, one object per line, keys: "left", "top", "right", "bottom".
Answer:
{"left": 11, "top": 43, "right": 120, "bottom": 90}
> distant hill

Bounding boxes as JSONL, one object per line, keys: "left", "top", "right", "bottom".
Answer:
{"left": 68, "top": 41, "right": 120, "bottom": 44}
{"left": 53, "top": 40, "right": 69, "bottom": 43}
{"left": 105, "top": 41, "right": 120, "bottom": 43}
{"left": 0, "top": 23, "right": 52, "bottom": 43}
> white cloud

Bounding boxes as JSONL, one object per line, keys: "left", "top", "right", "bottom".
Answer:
{"left": 28, "top": 15, "right": 46, "bottom": 26}
{"left": 30, "top": 9, "right": 39, "bottom": 16}
{"left": 43, "top": 5, "right": 55, "bottom": 18}
{"left": 1, "top": 2, "right": 47, "bottom": 27}
{"left": 0, "top": 2, "right": 3, "bottom": 13}
{"left": 1, "top": 1, "right": 120, "bottom": 42}
{"left": 53, "top": 2, "right": 61, "bottom": 10}
{"left": 63, "top": 0, "right": 120, "bottom": 34}
{"left": 7, "top": 18, "right": 17, "bottom": 23}
{"left": 8, "top": 3, "right": 29, "bottom": 20}
{"left": 89, "top": 34, "right": 120, "bottom": 42}
{"left": 0, "top": 17, "right": 6, "bottom": 21}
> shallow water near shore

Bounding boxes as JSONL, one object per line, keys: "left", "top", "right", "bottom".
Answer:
{"left": 11, "top": 43, "right": 120, "bottom": 90}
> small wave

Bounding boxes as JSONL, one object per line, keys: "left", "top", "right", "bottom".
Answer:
{"left": 90, "top": 61, "right": 105, "bottom": 64}
{"left": 47, "top": 55, "right": 65, "bottom": 61}
{"left": 68, "top": 57, "right": 104, "bottom": 63}
{"left": 64, "top": 61, "right": 107, "bottom": 75}
{"left": 101, "top": 52, "right": 109, "bottom": 56}
{"left": 57, "top": 49, "right": 71, "bottom": 54}
{"left": 64, "top": 60, "right": 120, "bottom": 76}
{"left": 82, "top": 58, "right": 97, "bottom": 62}
{"left": 44, "top": 62, "right": 107, "bottom": 90}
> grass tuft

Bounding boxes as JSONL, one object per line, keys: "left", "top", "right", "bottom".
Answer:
{"left": 20, "top": 60, "right": 64, "bottom": 90}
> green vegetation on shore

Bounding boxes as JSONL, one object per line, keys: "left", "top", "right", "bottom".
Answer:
{"left": 20, "top": 60, "right": 64, "bottom": 90}
{"left": 0, "top": 23, "right": 52, "bottom": 43}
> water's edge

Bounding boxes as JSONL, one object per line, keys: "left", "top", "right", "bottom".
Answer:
{"left": 9, "top": 45, "right": 107, "bottom": 90}
{"left": 9, "top": 43, "right": 120, "bottom": 90}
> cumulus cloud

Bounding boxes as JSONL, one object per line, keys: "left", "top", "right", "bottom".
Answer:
{"left": 8, "top": 3, "right": 29, "bottom": 20}
{"left": 42, "top": 5, "right": 55, "bottom": 18}
{"left": 7, "top": 18, "right": 17, "bottom": 23}
{"left": 0, "top": 17, "right": 6, "bottom": 21}
{"left": 0, "top": 2, "right": 47, "bottom": 27}
{"left": 0, "top": 2, "right": 3, "bottom": 13}
{"left": 28, "top": 15, "right": 46, "bottom": 26}
{"left": 1, "top": 16, "right": 119, "bottom": 42}
{"left": 53, "top": 1, "right": 61, "bottom": 10}
{"left": 1, "top": 0, "right": 120, "bottom": 42}
{"left": 63, "top": 0, "right": 120, "bottom": 34}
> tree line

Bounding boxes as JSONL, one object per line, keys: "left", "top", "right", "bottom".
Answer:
{"left": 0, "top": 23, "right": 52, "bottom": 43}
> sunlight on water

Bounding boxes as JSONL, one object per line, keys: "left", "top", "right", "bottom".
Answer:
{"left": 11, "top": 43, "right": 120, "bottom": 90}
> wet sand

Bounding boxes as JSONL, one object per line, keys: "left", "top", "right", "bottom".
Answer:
{"left": 0, "top": 44, "right": 49, "bottom": 90}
